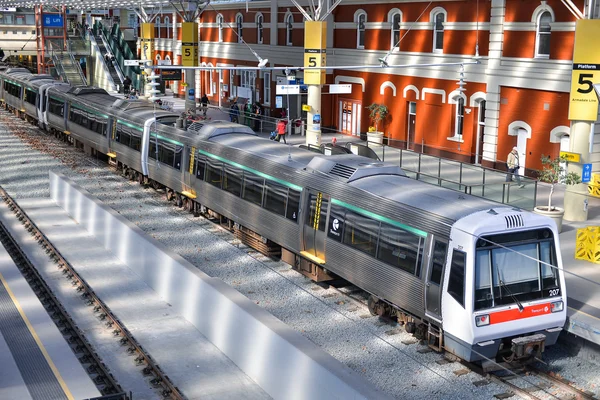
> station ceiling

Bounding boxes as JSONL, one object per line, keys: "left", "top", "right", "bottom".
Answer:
{"left": 0, "top": 0, "right": 213, "bottom": 11}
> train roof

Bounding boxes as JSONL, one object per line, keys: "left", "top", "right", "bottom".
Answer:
{"left": 349, "top": 174, "right": 503, "bottom": 221}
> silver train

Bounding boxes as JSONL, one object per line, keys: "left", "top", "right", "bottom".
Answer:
{"left": 1, "top": 68, "right": 567, "bottom": 365}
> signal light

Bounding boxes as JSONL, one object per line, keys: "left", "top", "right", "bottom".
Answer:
{"left": 550, "top": 301, "right": 564, "bottom": 313}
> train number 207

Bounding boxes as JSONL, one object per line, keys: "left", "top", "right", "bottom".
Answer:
{"left": 548, "top": 288, "right": 560, "bottom": 297}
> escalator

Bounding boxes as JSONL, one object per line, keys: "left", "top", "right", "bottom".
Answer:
{"left": 94, "top": 32, "right": 123, "bottom": 89}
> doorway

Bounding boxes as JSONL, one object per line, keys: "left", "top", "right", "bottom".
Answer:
{"left": 425, "top": 239, "right": 447, "bottom": 321}
{"left": 407, "top": 101, "right": 416, "bottom": 150}
{"left": 473, "top": 101, "right": 486, "bottom": 165}
{"left": 560, "top": 134, "right": 570, "bottom": 175}
{"left": 516, "top": 128, "right": 528, "bottom": 176}
{"left": 303, "top": 190, "right": 330, "bottom": 262}
{"left": 339, "top": 99, "right": 361, "bottom": 135}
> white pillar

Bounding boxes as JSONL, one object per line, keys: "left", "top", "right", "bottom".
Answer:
{"left": 306, "top": 85, "right": 321, "bottom": 146}
{"left": 564, "top": 121, "right": 591, "bottom": 221}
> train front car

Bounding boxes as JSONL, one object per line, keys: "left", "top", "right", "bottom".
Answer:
{"left": 443, "top": 207, "right": 566, "bottom": 366}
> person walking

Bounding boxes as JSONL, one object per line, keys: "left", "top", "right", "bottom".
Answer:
{"left": 506, "top": 146, "right": 524, "bottom": 188}
{"left": 200, "top": 93, "right": 209, "bottom": 116}
{"left": 230, "top": 101, "right": 239, "bottom": 123}
{"left": 276, "top": 119, "right": 287, "bottom": 144}
{"left": 253, "top": 102, "right": 262, "bottom": 131}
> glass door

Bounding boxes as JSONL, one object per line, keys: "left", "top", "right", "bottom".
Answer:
{"left": 302, "top": 189, "right": 330, "bottom": 262}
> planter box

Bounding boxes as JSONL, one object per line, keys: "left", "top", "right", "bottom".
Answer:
{"left": 367, "top": 131, "right": 384, "bottom": 144}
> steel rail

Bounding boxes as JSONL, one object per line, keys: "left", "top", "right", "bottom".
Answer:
{"left": 0, "top": 186, "right": 185, "bottom": 400}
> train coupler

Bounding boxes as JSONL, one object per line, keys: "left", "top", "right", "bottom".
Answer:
{"left": 511, "top": 333, "right": 546, "bottom": 360}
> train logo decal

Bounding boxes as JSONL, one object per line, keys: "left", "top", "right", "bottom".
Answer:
{"left": 328, "top": 218, "right": 342, "bottom": 241}
{"left": 332, "top": 219, "right": 339, "bottom": 231}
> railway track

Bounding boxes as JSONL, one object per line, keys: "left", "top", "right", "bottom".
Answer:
{"left": 0, "top": 185, "right": 185, "bottom": 400}
{"left": 467, "top": 361, "right": 598, "bottom": 400}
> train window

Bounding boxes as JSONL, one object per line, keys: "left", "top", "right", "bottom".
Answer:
{"left": 130, "top": 135, "right": 141, "bottom": 151}
{"left": 475, "top": 250, "right": 492, "bottom": 309}
{"left": 48, "top": 98, "right": 64, "bottom": 116}
{"left": 377, "top": 222, "right": 421, "bottom": 275}
{"left": 264, "top": 181, "right": 287, "bottom": 217}
{"left": 206, "top": 159, "right": 223, "bottom": 188}
{"left": 242, "top": 172, "right": 264, "bottom": 207}
{"left": 173, "top": 146, "right": 182, "bottom": 170}
{"left": 117, "top": 131, "right": 131, "bottom": 147}
{"left": 195, "top": 157, "right": 206, "bottom": 180}
{"left": 223, "top": 164, "right": 242, "bottom": 197}
{"left": 429, "top": 241, "right": 447, "bottom": 285}
{"left": 327, "top": 203, "right": 345, "bottom": 242}
{"left": 540, "top": 241, "right": 559, "bottom": 290}
{"left": 448, "top": 250, "right": 466, "bottom": 307}
{"left": 285, "top": 189, "right": 300, "bottom": 222}
{"left": 343, "top": 210, "right": 378, "bottom": 257}
{"left": 160, "top": 145, "right": 175, "bottom": 167}
{"left": 149, "top": 141, "right": 157, "bottom": 159}
{"left": 25, "top": 89, "right": 36, "bottom": 105}
{"left": 305, "top": 193, "right": 329, "bottom": 232}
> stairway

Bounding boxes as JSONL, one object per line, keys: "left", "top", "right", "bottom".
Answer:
{"left": 53, "top": 52, "right": 86, "bottom": 86}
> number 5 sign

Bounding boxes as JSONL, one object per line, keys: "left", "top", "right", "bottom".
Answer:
{"left": 568, "top": 19, "right": 600, "bottom": 121}
{"left": 304, "top": 21, "right": 326, "bottom": 85}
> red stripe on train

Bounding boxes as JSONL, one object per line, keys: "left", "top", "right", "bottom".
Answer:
{"left": 489, "top": 303, "right": 552, "bottom": 324}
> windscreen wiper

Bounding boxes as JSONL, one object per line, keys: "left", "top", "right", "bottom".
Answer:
{"left": 497, "top": 268, "right": 524, "bottom": 312}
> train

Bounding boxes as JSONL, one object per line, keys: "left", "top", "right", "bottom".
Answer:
{"left": 0, "top": 67, "right": 567, "bottom": 366}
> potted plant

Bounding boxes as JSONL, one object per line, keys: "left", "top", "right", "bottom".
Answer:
{"left": 366, "top": 103, "right": 388, "bottom": 144}
{"left": 533, "top": 154, "right": 581, "bottom": 232}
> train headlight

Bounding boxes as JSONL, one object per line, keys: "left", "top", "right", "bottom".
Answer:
{"left": 550, "top": 301, "right": 564, "bottom": 313}
{"left": 475, "top": 314, "right": 490, "bottom": 327}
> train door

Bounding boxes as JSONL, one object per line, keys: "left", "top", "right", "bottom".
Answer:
{"left": 302, "top": 189, "right": 330, "bottom": 263}
{"left": 425, "top": 239, "right": 448, "bottom": 321}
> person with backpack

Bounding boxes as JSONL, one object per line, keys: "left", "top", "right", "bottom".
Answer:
{"left": 505, "top": 146, "right": 524, "bottom": 188}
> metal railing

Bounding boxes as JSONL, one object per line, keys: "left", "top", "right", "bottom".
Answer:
{"left": 352, "top": 139, "right": 538, "bottom": 210}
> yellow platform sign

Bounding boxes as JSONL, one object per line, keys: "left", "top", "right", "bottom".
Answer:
{"left": 304, "top": 21, "right": 326, "bottom": 85}
{"left": 568, "top": 19, "right": 600, "bottom": 121}
{"left": 560, "top": 151, "right": 581, "bottom": 163}
{"left": 302, "top": 104, "right": 311, "bottom": 112}
{"left": 182, "top": 22, "right": 198, "bottom": 67}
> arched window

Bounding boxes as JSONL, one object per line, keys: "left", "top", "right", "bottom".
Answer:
{"left": 216, "top": 14, "right": 223, "bottom": 43}
{"left": 391, "top": 12, "right": 401, "bottom": 51}
{"left": 535, "top": 11, "right": 552, "bottom": 58}
{"left": 236, "top": 14, "right": 243, "bottom": 43}
{"left": 356, "top": 12, "right": 366, "bottom": 49}
{"left": 256, "top": 13, "right": 264, "bottom": 44}
{"left": 156, "top": 16, "right": 161, "bottom": 39}
{"left": 433, "top": 11, "right": 445, "bottom": 53}
{"left": 165, "top": 16, "right": 170, "bottom": 39}
{"left": 286, "top": 14, "right": 293, "bottom": 46}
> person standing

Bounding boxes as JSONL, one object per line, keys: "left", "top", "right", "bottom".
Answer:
{"left": 506, "top": 146, "right": 524, "bottom": 188}
{"left": 230, "top": 101, "right": 239, "bottom": 123}
{"left": 276, "top": 119, "right": 287, "bottom": 144}
{"left": 123, "top": 76, "right": 132, "bottom": 95}
{"left": 200, "top": 93, "right": 209, "bottom": 116}
{"left": 253, "top": 102, "right": 262, "bottom": 131}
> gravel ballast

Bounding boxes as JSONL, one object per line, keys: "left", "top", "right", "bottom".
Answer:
{"left": 1, "top": 110, "right": 599, "bottom": 400}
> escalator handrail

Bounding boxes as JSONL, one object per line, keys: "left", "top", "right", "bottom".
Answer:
{"left": 88, "top": 34, "right": 119, "bottom": 91}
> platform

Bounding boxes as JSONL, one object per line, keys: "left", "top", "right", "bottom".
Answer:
{"left": 0, "top": 239, "right": 101, "bottom": 400}
{"left": 0, "top": 197, "right": 271, "bottom": 400}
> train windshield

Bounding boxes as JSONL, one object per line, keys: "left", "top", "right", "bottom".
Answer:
{"left": 474, "top": 229, "right": 560, "bottom": 311}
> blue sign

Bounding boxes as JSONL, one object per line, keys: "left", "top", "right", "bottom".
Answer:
{"left": 582, "top": 163, "right": 593, "bottom": 183}
{"left": 188, "top": 88, "right": 195, "bottom": 101}
{"left": 43, "top": 14, "right": 64, "bottom": 28}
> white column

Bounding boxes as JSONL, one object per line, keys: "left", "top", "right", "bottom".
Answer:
{"left": 306, "top": 85, "right": 322, "bottom": 146}
{"left": 564, "top": 121, "right": 591, "bottom": 221}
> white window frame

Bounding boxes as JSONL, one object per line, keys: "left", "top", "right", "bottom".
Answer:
{"left": 165, "top": 16, "right": 170, "bottom": 39}
{"left": 286, "top": 14, "right": 293, "bottom": 46}
{"left": 356, "top": 12, "right": 366, "bottom": 49}
{"left": 263, "top": 72, "right": 271, "bottom": 105}
{"left": 256, "top": 13, "right": 264, "bottom": 44}
{"left": 156, "top": 17, "right": 161, "bottom": 39}
{"left": 390, "top": 12, "right": 401, "bottom": 52}
{"left": 431, "top": 8, "right": 446, "bottom": 54}
{"left": 236, "top": 14, "right": 243, "bottom": 43}
{"left": 217, "top": 14, "right": 223, "bottom": 43}
{"left": 448, "top": 95, "right": 466, "bottom": 142}
{"left": 535, "top": 10, "right": 552, "bottom": 59}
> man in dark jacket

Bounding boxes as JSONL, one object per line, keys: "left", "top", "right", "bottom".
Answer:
{"left": 123, "top": 76, "right": 132, "bottom": 95}
{"left": 200, "top": 94, "right": 209, "bottom": 116}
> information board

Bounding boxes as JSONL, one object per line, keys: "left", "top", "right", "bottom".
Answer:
{"left": 43, "top": 14, "right": 63, "bottom": 28}
{"left": 181, "top": 22, "right": 198, "bottom": 67}
{"left": 303, "top": 21, "right": 326, "bottom": 85}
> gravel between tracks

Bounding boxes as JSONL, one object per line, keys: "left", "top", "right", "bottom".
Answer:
{"left": 1, "top": 110, "right": 599, "bottom": 400}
